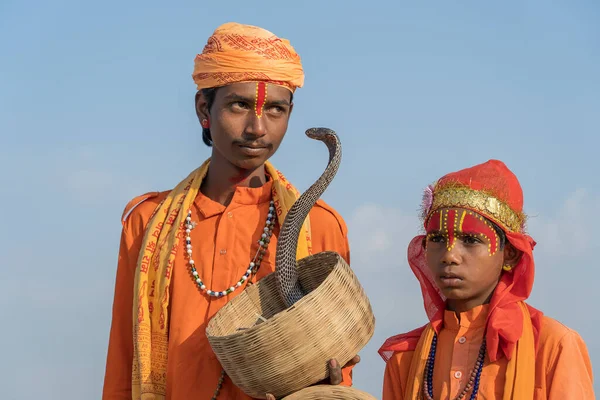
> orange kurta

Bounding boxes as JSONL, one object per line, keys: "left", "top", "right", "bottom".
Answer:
{"left": 382, "top": 305, "right": 595, "bottom": 399}
{"left": 103, "top": 180, "right": 354, "bottom": 399}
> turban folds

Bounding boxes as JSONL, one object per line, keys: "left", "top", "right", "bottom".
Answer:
{"left": 192, "top": 22, "right": 304, "bottom": 92}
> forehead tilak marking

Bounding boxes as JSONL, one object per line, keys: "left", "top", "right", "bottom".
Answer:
{"left": 463, "top": 210, "right": 500, "bottom": 256}
{"left": 426, "top": 209, "right": 500, "bottom": 256}
{"left": 448, "top": 209, "right": 456, "bottom": 252}
{"left": 255, "top": 82, "right": 267, "bottom": 118}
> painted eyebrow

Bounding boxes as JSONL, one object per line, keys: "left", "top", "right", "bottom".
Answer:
{"left": 222, "top": 92, "right": 291, "bottom": 106}
{"left": 458, "top": 230, "right": 481, "bottom": 234}
{"left": 426, "top": 230, "right": 443, "bottom": 234}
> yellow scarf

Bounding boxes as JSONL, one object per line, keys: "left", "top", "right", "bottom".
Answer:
{"left": 404, "top": 302, "right": 535, "bottom": 399}
{"left": 131, "top": 159, "right": 313, "bottom": 399}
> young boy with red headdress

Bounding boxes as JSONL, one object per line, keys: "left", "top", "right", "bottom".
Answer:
{"left": 379, "top": 160, "right": 595, "bottom": 399}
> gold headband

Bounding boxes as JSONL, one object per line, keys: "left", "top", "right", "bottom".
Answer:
{"left": 426, "top": 186, "right": 526, "bottom": 233}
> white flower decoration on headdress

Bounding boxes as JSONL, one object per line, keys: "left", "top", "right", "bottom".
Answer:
{"left": 420, "top": 184, "right": 435, "bottom": 221}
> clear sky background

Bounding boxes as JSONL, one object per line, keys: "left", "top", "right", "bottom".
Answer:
{"left": 1, "top": 0, "right": 598, "bottom": 398}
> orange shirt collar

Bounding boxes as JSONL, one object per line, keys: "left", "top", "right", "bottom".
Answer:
{"left": 443, "top": 304, "right": 489, "bottom": 331}
{"left": 194, "top": 180, "right": 274, "bottom": 218}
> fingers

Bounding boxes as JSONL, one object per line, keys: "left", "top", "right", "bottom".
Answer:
{"left": 284, "top": 356, "right": 362, "bottom": 390}
{"left": 328, "top": 359, "right": 343, "bottom": 385}
{"left": 344, "top": 354, "right": 361, "bottom": 367}
{"left": 265, "top": 394, "right": 276, "bottom": 400}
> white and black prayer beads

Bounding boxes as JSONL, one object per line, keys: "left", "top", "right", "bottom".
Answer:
{"left": 186, "top": 200, "right": 276, "bottom": 297}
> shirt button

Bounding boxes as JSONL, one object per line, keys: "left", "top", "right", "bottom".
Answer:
{"left": 454, "top": 371, "right": 462, "bottom": 379}
{"left": 458, "top": 336, "right": 467, "bottom": 344}
{"left": 220, "top": 249, "right": 227, "bottom": 255}
{"left": 227, "top": 212, "right": 233, "bottom": 218}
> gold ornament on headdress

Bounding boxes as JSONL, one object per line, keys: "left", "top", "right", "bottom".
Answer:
{"left": 423, "top": 182, "right": 527, "bottom": 233}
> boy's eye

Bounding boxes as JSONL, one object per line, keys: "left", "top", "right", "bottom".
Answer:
{"left": 462, "top": 234, "right": 482, "bottom": 244}
{"left": 428, "top": 234, "right": 446, "bottom": 243}
{"left": 231, "top": 101, "right": 249, "bottom": 110}
{"left": 265, "top": 105, "right": 288, "bottom": 116}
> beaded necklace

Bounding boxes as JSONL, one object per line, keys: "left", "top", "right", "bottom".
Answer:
{"left": 184, "top": 200, "right": 276, "bottom": 297}
{"left": 184, "top": 200, "right": 276, "bottom": 399}
{"left": 423, "top": 333, "right": 487, "bottom": 400}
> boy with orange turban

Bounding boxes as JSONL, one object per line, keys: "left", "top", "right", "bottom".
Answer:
{"left": 102, "top": 22, "right": 357, "bottom": 400}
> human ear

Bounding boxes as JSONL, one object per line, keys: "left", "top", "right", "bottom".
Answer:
{"left": 503, "top": 243, "right": 522, "bottom": 268}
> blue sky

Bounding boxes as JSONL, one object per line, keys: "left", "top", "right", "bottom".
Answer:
{"left": 1, "top": 0, "right": 598, "bottom": 398}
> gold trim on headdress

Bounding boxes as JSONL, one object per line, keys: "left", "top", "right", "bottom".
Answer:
{"left": 426, "top": 184, "right": 526, "bottom": 233}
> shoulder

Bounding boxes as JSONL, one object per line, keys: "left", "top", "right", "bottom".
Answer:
{"left": 387, "top": 349, "right": 415, "bottom": 368}
{"left": 537, "top": 315, "right": 590, "bottom": 365}
{"left": 309, "top": 199, "right": 348, "bottom": 237}
{"left": 539, "top": 315, "right": 584, "bottom": 347}
{"left": 536, "top": 315, "right": 594, "bottom": 389}
{"left": 121, "top": 190, "right": 171, "bottom": 234}
{"left": 380, "top": 324, "right": 429, "bottom": 368}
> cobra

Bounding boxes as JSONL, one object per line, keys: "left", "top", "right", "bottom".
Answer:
{"left": 274, "top": 127, "right": 342, "bottom": 307}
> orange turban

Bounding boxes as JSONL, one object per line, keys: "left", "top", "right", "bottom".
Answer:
{"left": 192, "top": 22, "right": 304, "bottom": 92}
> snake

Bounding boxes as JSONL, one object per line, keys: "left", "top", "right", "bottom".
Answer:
{"left": 274, "top": 127, "right": 342, "bottom": 308}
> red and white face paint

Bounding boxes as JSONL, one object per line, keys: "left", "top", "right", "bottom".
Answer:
{"left": 254, "top": 82, "right": 267, "bottom": 118}
{"left": 426, "top": 208, "right": 500, "bottom": 256}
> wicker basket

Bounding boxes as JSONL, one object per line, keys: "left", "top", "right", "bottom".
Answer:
{"left": 282, "top": 385, "right": 377, "bottom": 399}
{"left": 205, "top": 251, "right": 375, "bottom": 399}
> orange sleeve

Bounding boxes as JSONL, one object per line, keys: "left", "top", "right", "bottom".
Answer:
{"left": 308, "top": 201, "right": 353, "bottom": 386}
{"left": 382, "top": 352, "right": 407, "bottom": 400}
{"left": 102, "top": 194, "right": 161, "bottom": 399}
{"left": 103, "top": 193, "right": 166, "bottom": 399}
{"left": 545, "top": 329, "right": 595, "bottom": 399}
{"left": 102, "top": 224, "right": 137, "bottom": 399}
{"left": 311, "top": 200, "right": 350, "bottom": 264}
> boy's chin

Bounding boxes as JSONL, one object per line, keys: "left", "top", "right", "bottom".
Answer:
{"left": 441, "top": 288, "right": 469, "bottom": 300}
{"left": 231, "top": 156, "right": 270, "bottom": 171}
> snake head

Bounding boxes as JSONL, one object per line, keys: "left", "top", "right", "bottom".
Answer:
{"left": 305, "top": 128, "right": 340, "bottom": 151}
{"left": 305, "top": 127, "right": 338, "bottom": 141}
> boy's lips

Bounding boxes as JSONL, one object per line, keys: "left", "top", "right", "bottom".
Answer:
{"left": 237, "top": 144, "right": 268, "bottom": 156}
{"left": 440, "top": 272, "right": 462, "bottom": 279}
{"left": 439, "top": 272, "right": 463, "bottom": 287}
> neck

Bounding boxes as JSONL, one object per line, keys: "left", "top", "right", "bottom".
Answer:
{"left": 447, "top": 292, "right": 494, "bottom": 316}
{"left": 200, "top": 154, "right": 267, "bottom": 206}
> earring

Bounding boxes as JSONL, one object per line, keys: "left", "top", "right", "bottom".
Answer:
{"left": 502, "top": 264, "right": 513, "bottom": 272}
{"left": 201, "top": 118, "right": 210, "bottom": 128}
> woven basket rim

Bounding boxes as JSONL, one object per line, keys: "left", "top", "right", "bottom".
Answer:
{"left": 282, "top": 384, "right": 378, "bottom": 399}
